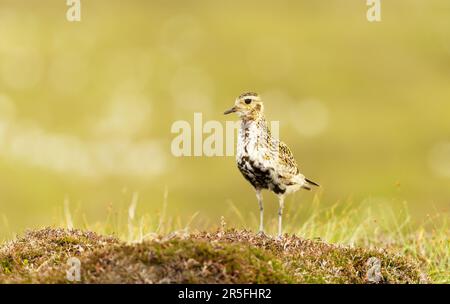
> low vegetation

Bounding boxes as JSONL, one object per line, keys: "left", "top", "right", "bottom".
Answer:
{"left": 0, "top": 227, "right": 428, "bottom": 284}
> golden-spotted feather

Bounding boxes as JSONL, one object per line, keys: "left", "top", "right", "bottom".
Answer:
{"left": 277, "top": 141, "right": 300, "bottom": 176}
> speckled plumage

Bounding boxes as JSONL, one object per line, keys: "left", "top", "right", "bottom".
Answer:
{"left": 236, "top": 115, "right": 311, "bottom": 195}
{"left": 224, "top": 92, "right": 319, "bottom": 237}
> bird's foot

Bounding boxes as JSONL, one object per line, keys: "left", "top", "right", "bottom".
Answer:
{"left": 257, "top": 230, "right": 267, "bottom": 237}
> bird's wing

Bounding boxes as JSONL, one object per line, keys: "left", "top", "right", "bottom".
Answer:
{"left": 274, "top": 141, "right": 319, "bottom": 190}
{"left": 277, "top": 141, "right": 301, "bottom": 177}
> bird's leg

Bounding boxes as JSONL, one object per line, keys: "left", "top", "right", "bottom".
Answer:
{"left": 256, "top": 189, "right": 264, "bottom": 234}
{"left": 277, "top": 195, "right": 285, "bottom": 239}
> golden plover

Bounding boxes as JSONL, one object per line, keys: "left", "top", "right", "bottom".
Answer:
{"left": 224, "top": 92, "right": 319, "bottom": 238}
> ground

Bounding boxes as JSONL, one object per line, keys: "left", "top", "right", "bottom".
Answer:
{"left": 0, "top": 228, "right": 427, "bottom": 284}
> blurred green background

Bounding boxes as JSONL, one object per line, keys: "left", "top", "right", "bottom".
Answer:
{"left": 0, "top": 0, "right": 449, "bottom": 240}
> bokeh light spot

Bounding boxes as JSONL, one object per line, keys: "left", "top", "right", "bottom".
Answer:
{"left": 0, "top": 94, "right": 16, "bottom": 122}
{"left": 290, "top": 99, "right": 329, "bottom": 137}
{"left": 1, "top": 50, "right": 43, "bottom": 90}
{"left": 170, "top": 67, "right": 214, "bottom": 114}
{"left": 429, "top": 142, "right": 450, "bottom": 178}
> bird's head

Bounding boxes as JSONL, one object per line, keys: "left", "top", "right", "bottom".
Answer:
{"left": 224, "top": 92, "right": 264, "bottom": 119}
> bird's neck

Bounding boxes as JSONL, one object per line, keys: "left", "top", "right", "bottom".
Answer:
{"left": 237, "top": 115, "right": 271, "bottom": 157}
{"left": 241, "top": 115, "right": 270, "bottom": 134}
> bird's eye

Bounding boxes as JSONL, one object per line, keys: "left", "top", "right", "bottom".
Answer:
{"left": 244, "top": 98, "right": 252, "bottom": 104}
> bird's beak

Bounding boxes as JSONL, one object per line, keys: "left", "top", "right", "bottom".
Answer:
{"left": 223, "top": 106, "right": 237, "bottom": 115}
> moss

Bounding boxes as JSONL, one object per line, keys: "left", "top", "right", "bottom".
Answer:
{"left": 0, "top": 258, "right": 13, "bottom": 274}
{"left": 0, "top": 228, "right": 427, "bottom": 284}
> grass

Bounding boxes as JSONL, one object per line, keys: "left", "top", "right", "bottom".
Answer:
{"left": 0, "top": 195, "right": 447, "bottom": 283}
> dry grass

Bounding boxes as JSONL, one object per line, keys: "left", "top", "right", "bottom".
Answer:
{"left": 0, "top": 227, "right": 427, "bottom": 284}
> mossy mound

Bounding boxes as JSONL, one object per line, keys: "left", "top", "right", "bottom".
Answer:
{"left": 0, "top": 228, "right": 426, "bottom": 283}
{"left": 0, "top": 228, "right": 118, "bottom": 283}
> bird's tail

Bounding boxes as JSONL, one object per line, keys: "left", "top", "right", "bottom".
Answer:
{"left": 301, "top": 178, "right": 320, "bottom": 191}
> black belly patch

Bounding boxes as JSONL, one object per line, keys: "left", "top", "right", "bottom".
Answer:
{"left": 237, "top": 156, "right": 286, "bottom": 194}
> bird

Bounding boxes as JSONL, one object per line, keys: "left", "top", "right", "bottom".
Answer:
{"left": 224, "top": 92, "right": 319, "bottom": 238}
